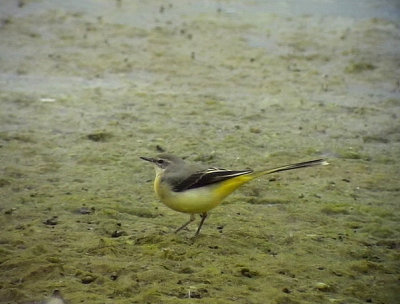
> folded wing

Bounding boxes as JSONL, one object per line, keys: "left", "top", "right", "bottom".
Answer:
{"left": 173, "top": 168, "right": 253, "bottom": 192}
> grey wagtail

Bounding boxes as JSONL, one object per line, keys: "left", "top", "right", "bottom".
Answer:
{"left": 141, "top": 154, "right": 328, "bottom": 236}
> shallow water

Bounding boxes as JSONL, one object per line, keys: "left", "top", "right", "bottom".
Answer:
{"left": 0, "top": 0, "right": 399, "bottom": 303}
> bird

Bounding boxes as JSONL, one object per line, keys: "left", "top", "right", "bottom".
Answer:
{"left": 141, "top": 153, "right": 328, "bottom": 236}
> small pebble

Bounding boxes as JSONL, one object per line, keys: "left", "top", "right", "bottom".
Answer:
{"left": 76, "top": 206, "right": 94, "bottom": 214}
{"left": 240, "top": 268, "right": 258, "bottom": 278}
{"left": 110, "top": 272, "right": 118, "bottom": 281}
{"left": 111, "top": 230, "right": 127, "bottom": 238}
{"left": 315, "top": 282, "right": 330, "bottom": 291}
{"left": 43, "top": 216, "right": 58, "bottom": 226}
{"left": 81, "top": 274, "right": 96, "bottom": 284}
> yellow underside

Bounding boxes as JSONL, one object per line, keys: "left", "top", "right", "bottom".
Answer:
{"left": 154, "top": 173, "right": 255, "bottom": 214}
{"left": 151, "top": 159, "right": 325, "bottom": 214}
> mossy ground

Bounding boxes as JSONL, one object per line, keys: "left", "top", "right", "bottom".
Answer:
{"left": 0, "top": 1, "right": 399, "bottom": 303}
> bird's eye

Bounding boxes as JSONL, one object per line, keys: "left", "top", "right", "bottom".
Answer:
{"left": 157, "top": 159, "right": 165, "bottom": 164}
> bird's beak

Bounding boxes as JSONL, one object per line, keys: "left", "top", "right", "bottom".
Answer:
{"left": 140, "top": 156, "right": 156, "bottom": 163}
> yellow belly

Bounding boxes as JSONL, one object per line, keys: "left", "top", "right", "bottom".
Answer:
{"left": 154, "top": 174, "right": 254, "bottom": 214}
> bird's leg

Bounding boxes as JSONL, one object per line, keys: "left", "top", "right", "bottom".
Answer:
{"left": 194, "top": 212, "right": 208, "bottom": 237}
{"left": 175, "top": 214, "right": 195, "bottom": 233}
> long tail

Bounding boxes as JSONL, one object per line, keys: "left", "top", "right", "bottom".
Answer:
{"left": 251, "top": 159, "right": 329, "bottom": 179}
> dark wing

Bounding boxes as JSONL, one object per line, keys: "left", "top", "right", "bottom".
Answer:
{"left": 172, "top": 168, "right": 253, "bottom": 192}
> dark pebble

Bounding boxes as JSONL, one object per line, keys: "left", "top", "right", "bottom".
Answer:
{"left": 111, "top": 230, "right": 127, "bottom": 238}
{"left": 240, "top": 268, "right": 258, "bottom": 278}
{"left": 76, "top": 206, "right": 94, "bottom": 214}
{"left": 43, "top": 216, "right": 58, "bottom": 226}
{"left": 81, "top": 275, "right": 96, "bottom": 284}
